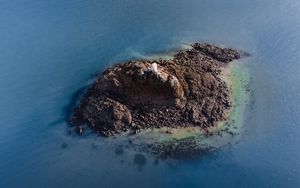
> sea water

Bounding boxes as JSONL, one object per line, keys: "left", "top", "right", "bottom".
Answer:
{"left": 1, "top": 0, "right": 300, "bottom": 187}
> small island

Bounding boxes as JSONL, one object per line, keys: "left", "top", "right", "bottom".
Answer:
{"left": 70, "top": 43, "right": 248, "bottom": 137}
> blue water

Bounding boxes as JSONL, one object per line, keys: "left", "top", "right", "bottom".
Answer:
{"left": 1, "top": 0, "right": 300, "bottom": 187}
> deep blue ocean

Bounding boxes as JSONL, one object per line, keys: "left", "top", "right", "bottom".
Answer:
{"left": 1, "top": 0, "right": 300, "bottom": 187}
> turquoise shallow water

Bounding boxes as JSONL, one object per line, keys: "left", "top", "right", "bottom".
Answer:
{"left": 1, "top": 0, "right": 300, "bottom": 187}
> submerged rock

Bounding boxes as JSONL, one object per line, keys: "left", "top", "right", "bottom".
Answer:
{"left": 70, "top": 43, "right": 245, "bottom": 136}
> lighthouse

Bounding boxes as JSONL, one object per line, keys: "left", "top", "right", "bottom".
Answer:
{"left": 151, "top": 63, "right": 158, "bottom": 74}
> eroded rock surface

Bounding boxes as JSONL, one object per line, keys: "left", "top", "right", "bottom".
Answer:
{"left": 70, "top": 43, "right": 245, "bottom": 136}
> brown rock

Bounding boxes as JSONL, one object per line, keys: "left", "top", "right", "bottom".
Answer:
{"left": 70, "top": 43, "right": 247, "bottom": 136}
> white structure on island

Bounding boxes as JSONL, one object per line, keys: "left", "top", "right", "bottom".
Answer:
{"left": 151, "top": 63, "right": 158, "bottom": 74}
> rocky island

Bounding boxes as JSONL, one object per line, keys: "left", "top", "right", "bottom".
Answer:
{"left": 70, "top": 43, "right": 247, "bottom": 137}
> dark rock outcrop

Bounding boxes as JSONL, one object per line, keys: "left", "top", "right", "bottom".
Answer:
{"left": 70, "top": 43, "right": 245, "bottom": 136}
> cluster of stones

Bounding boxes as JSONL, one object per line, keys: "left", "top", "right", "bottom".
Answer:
{"left": 70, "top": 43, "right": 244, "bottom": 136}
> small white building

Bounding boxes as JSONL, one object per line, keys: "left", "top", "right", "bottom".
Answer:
{"left": 151, "top": 63, "right": 158, "bottom": 73}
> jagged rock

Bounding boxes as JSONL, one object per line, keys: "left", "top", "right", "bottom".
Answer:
{"left": 70, "top": 43, "right": 246, "bottom": 136}
{"left": 76, "top": 96, "right": 132, "bottom": 136}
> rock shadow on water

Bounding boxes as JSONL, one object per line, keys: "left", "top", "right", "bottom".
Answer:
{"left": 61, "top": 142, "right": 68, "bottom": 149}
{"left": 133, "top": 153, "right": 147, "bottom": 171}
{"left": 64, "top": 86, "right": 87, "bottom": 121}
{"left": 114, "top": 145, "right": 124, "bottom": 155}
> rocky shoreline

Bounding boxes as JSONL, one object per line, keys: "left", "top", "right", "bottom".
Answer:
{"left": 70, "top": 43, "right": 248, "bottom": 137}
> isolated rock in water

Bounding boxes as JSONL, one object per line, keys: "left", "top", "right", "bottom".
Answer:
{"left": 70, "top": 43, "right": 245, "bottom": 136}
